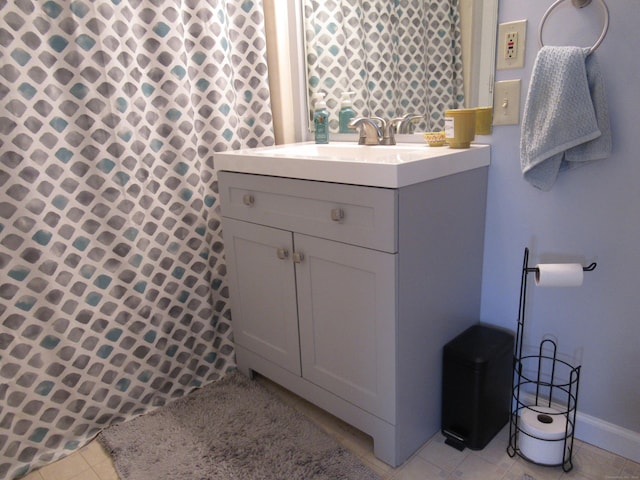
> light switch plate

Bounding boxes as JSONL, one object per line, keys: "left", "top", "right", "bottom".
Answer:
{"left": 496, "top": 20, "right": 527, "bottom": 70}
{"left": 493, "top": 79, "right": 521, "bottom": 126}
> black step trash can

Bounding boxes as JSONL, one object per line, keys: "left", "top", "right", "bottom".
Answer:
{"left": 441, "top": 324, "right": 514, "bottom": 451}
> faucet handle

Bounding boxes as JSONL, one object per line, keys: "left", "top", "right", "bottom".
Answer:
{"left": 348, "top": 117, "right": 383, "bottom": 145}
{"left": 381, "top": 117, "right": 403, "bottom": 145}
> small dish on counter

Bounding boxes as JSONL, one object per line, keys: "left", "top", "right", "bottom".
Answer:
{"left": 423, "top": 131, "right": 446, "bottom": 147}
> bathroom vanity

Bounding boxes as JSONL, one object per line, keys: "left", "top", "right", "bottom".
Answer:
{"left": 215, "top": 142, "right": 490, "bottom": 467}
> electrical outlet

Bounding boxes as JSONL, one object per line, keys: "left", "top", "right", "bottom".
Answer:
{"left": 506, "top": 32, "right": 518, "bottom": 59}
{"left": 496, "top": 20, "right": 527, "bottom": 70}
{"left": 493, "top": 79, "right": 521, "bottom": 126}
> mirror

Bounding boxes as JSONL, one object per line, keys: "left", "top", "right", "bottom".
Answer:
{"left": 300, "top": 0, "right": 498, "bottom": 136}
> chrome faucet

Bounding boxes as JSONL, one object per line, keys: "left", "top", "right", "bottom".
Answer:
{"left": 349, "top": 113, "right": 423, "bottom": 145}
{"left": 384, "top": 117, "right": 403, "bottom": 145}
{"left": 348, "top": 117, "right": 383, "bottom": 145}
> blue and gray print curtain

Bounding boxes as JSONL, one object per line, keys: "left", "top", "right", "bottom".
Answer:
{"left": 0, "top": 0, "right": 274, "bottom": 478}
{"left": 304, "top": 0, "right": 464, "bottom": 131}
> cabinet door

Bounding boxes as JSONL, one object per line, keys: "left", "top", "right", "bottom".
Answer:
{"left": 222, "top": 218, "right": 301, "bottom": 375}
{"left": 295, "top": 234, "right": 397, "bottom": 423}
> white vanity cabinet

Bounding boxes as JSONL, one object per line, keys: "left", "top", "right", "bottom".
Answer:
{"left": 216, "top": 145, "right": 489, "bottom": 467}
{"left": 219, "top": 172, "right": 397, "bottom": 422}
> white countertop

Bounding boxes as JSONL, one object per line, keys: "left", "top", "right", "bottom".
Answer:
{"left": 214, "top": 142, "right": 490, "bottom": 188}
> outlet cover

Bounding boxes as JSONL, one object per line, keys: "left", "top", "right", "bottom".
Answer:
{"left": 496, "top": 20, "right": 527, "bottom": 70}
{"left": 493, "top": 79, "right": 521, "bottom": 126}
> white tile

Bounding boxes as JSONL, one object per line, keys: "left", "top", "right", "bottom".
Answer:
{"left": 392, "top": 456, "right": 448, "bottom": 480}
{"left": 567, "top": 442, "right": 626, "bottom": 480}
{"left": 20, "top": 470, "right": 45, "bottom": 480}
{"left": 417, "top": 433, "right": 470, "bottom": 472}
{"left": 360, "top": 456, "right": 397, "bottom": 480}
{"left": 503, "top": 458, "right": 564, "bottom": 480}
{"left": 448, "top": 453, "right": 510, "bottom": 480}
{"left": 90, "top": 459, "right": 120, "bottom": 480}
{"left": 68, "top": 468, "right": 100, "bottom": 480}
{"left": 621, "top": 459, "right": 640, "bottom": 477}
{"left": 39, "top": 452, "right": 92, "bottom": 480}
{"left": 472, "top": 428, "right": 516, "bottom": 469}
{"left": 79, "top": 440, "right": 111, "bottom": 466}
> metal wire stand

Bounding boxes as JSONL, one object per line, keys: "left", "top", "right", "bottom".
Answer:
{"left": 507, "top": 248, "right": 595, "bottom": 472}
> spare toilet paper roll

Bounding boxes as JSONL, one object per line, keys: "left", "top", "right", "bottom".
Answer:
{"left": 519, "top": 406, "right": 571, "bottom": 465}
{"left": 535, "top": 263, "right": 584, "bottom": 287}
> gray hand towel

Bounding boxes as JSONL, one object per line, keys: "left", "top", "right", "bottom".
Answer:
{"left": 520, "top": 46, "right": 611, "bottom": 191}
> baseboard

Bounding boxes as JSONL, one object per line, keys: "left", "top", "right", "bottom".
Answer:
{"left": 518, "top": 393, "right": 640, "bottom": 463}
{"left": 574, "top": 410, "right": 640, "bottom": 463}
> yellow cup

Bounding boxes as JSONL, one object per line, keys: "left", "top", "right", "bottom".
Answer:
{"left": 444, "top": 109, "right": 476, "bottom": 148}
{"left": 474, "top": 107, "right": 493, "bottom": 135}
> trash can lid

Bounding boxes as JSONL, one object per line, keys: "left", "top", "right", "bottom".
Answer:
{"left": 444, "top": 324, "right": 514, "bottom": 366}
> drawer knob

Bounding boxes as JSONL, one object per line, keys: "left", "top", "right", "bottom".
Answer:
{"left": 276, "top": 248, "right": 289, "bottom": 260}
{"left": 330, "top": 207, "right": 345, "bottom": 222}
{"left": 242, "top": 194, "right": 255, "bottom": 206}
{"left": 292, "top": 252, "right": 304, "bottom": 264}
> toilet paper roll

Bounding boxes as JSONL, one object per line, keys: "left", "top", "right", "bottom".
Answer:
{"left": 535, "top": 264, "right": 584, "bottom": 287}
{"left": 519, "top": 406, "right": 571, "bottom": 465}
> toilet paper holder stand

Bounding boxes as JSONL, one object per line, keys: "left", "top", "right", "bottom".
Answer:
{"left": 524, "top": 261, "right": 596, "bottom": 274}
{"left": 508, "top": 339, "right": 581, "bottom": 471}
{"left": 514, "top": 247, "right": 596, "bottom": 362}
{"left": 507, "top": 247, "right": 596, "bottom": 472}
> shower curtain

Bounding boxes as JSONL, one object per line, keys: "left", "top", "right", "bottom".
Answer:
{"left": 304, "top": 0, "right": 464, "bottom": 131}
{"left": 0, "top": 1, "right": 274, "bottom": 478}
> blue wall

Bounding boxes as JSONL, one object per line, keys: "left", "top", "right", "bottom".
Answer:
{"left": 482, "top": 0, "right": 640, "bottom": 445}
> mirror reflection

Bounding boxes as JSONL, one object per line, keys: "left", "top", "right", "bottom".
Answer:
{"left": 302, "top": 0, "right": 497, "bottom": 134}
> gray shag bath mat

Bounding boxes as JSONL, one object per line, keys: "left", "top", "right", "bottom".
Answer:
{"left": 98, "top": 371, "right": 381, "bottom": 480}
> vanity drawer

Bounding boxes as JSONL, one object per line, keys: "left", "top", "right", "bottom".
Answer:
{"left": 218, "top": 171, "right": 397, "bottom": 252}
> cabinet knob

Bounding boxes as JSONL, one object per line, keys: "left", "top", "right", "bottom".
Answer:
{"left": 330, "top": 207, "right": 345, "bottom": 222}
{"left": 292, "top": 252, "right": 304, "bottom": 263}
{"left": 276, "top": 248, "right": 289, "bottom": 260}
{"left": 242, "top": 193, "right": 255, "bottom": 206}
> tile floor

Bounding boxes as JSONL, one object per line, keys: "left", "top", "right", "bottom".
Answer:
{"left": 21, "top": 375, "right": 640, "bottom": 480}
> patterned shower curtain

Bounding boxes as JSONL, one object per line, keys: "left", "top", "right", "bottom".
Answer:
{"left": 0, "top": 0, "right": 273, "bottom": 478}
{"left": 304, "top": 0, "right": 464, "bottom": 131}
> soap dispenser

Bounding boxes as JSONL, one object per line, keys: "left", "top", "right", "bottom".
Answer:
{"left": 338, "top": 91, "right": 356, "bottom": 133}
{"left": 313, "top": 93, "right": 329, "bottom": 144}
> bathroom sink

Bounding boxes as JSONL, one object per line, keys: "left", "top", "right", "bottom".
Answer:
{"left": 214, "top": 141, "right": 490, "bottom": 188}
{"left": 250, "top": 142, "right": 429, "bottom": 162}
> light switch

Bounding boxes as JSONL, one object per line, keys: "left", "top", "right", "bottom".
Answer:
{"left": 496, "top": 20, "right": 527, "bottom": 70}
{"left": 493, "top": 79, "right": 521, "bottom": 126}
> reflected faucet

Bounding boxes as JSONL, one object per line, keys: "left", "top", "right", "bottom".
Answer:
{"left": 387, "top": 113, "right": 424, "bottom": 139}
{"left": 398, "top": 113, "right": 423, "bottom": 134}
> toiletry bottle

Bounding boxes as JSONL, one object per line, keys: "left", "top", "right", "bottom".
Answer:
{"left": 338, "top": 91, "right": 356, "bottom": 133}
{"left": 313, "top": 93, "right": 329, "bottom": 144}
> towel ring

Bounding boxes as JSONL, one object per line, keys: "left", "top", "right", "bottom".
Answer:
{"left": 539, "top": 0, "right": 609, "bottom": 55}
